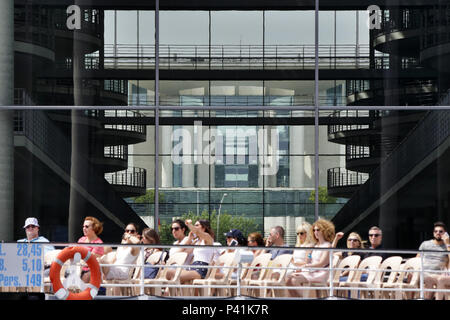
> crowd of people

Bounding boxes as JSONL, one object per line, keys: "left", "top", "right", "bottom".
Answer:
{"left": 15, "top": 215, "right": 450, "bottom": 299}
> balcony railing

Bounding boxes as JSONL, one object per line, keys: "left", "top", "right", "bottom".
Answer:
{"left": 82, "top": 44, "right": 390, "bottom": 70}
{"left": 327, "top": 168, "right": 369, "bottom": 189}
{"left": 105, "top": 167, "right": 147, "bottom": 189}
{"left": 103, "top": 110, "right": 147, "bottom": 135}
{"left": 328, "top": 110, "right": 373, "bottom": 136}
{"left": 104, "top": 145, "right": 128, "bottom": 162}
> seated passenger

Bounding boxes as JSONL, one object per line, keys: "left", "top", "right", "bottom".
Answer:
{"left": 165, "top": 219, "right": 215, "bottom": 283}
{"left": 247, "top": 232, "right": 266, "bottom": 258}
{"left": 101, "top": 223, "right": 140, "bottom": 280}
{"left": 141, "top": 228, "right": 163, "bottom": 279}
{"left": 286, "top": 219, "right": 335, "bottom": 297}
{"left": 287, "top": 222, "right": 315, "bottom": 277}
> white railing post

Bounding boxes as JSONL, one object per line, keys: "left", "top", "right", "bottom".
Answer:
{"left": 329, "top": 248, "right": 334, "bottom": 298}
{"left": 139, "top": 246, "right": 145, "bottom": 296}
{"left": 419, "top": 253, "right": 425, "bottom": 300}
{"left": 237, "top": 262, "right": 242, "bottom": 297}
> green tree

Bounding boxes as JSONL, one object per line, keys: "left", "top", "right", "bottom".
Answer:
{"left": 308, "top": 186, "right": 337, "bottom": 204}
{"left": 158, "top": 210, "right": 260, "bottom": 245}
{"left": 133, "top": 189, "right": 165, "bottom": 204}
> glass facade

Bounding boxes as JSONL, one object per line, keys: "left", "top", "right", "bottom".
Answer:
{"left": 1, "top": 1, "right": 449, "bottom": 248}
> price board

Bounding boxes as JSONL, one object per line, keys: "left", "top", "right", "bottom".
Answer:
{"left": 0, "top": 243, "right": 43, "bottom": 287}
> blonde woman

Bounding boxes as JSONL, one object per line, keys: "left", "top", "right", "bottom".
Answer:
{"left": 286, "top": 219, "right": 335, "bottom": 297}
{"left": 333, "top": 232, "right": 365, "bottom": 260}
{"left": 286, "top": 222, "right": 315, "bottom": 277}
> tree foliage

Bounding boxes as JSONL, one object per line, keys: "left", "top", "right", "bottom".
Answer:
{"left": 133, "top": 189, "right": 165, "bottom": 204}
{"left": 308, "top": 186, "right": 337, "bottom": 204}
{"left": 158, "top": 210, "right": 259, "bottom": 245}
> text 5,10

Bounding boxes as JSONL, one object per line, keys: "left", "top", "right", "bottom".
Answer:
{"left": 22, "top": 259, "right": 42, "bottom": 272}
{"left": 17, "top": 243, "right": 42, "bottom": 257}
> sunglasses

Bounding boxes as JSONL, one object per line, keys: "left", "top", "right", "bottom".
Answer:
{"left": 347, "top": 239, "right": 359, "bottom": 242}
{"left": 297, "top": 232, "right": 306, "bottom": 236}
{"left": 434, "top": 230, "right": 444, "bottom": 234}
{"left": 83, "top": 225, "right": 91, "bottom": 229}
{"left": 313, "top": 228, "right": 321, "bottom": 232}
{"left": 25, "top": 225, "right": 37, "bottom": 229}
{"left": 171, "top": 227, "right": 180, "bottom": 231}
{"left": 248, "top": 239, "right": 256, "bottom": 243}
{"left": 125, "top": 229, "right": 136, "bottom": 234}
{"left": 369, "top": 234, "right": 381, "bottom": 237}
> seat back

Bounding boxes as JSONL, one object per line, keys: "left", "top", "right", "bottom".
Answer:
{"left": 133, "top": 250, "right": 165, "bottom": 280}
{"left": 373, "top": 256, "right": 403, "bottom": 285}
{"left": 333, "top": 254, "right": 361, "bottom": 282}
{"left": 332, "top": 254, "right": 340, "bottom": 268}
{"left": 264, "top": 254, "right": 293, "bottom": 281}
{"left": 398, "top": 257, "right": 421, "bottom": 286}
{"left": 353, "top": 256, "right": 382, "bottom": 284}
{"left": 159, "top": 252, "right": 188, "bottom": 280}
{"left": 243, "top": 253, "right": 272, "bottom": 281}
{"left": 208, "top": 251, "right": 237, "bottom": 281}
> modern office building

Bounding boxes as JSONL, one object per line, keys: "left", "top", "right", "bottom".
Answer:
{"left": 1, "top": 0, "right": 449, "bottom": 248}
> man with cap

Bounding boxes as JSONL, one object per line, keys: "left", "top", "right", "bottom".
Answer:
{"left": 225, "top": 229, "right": 247, "bottom": 247}
{"left": 18, "top": 217, "right": 55, "bottom": 255}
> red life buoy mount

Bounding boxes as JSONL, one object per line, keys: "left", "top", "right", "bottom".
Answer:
{"left": 49, "top": 246, "right": 102, "bottom": 300}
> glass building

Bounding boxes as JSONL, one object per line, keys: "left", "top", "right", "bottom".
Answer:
{"left": 1, "top": 0, "right": 449, "bottom": 248}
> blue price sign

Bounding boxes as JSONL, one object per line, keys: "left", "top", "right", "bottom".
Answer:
{"left": 0, "top": 243, "right": 43, "bottom": 287}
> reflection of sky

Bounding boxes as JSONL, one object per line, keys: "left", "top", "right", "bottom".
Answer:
{"left": 105, "top": 11, "right": 369, "bottom": 45}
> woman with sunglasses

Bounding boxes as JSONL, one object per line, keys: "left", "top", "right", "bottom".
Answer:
{"left": 165, "top": 219, "right": 215, "bottom": 285}
{"left": 286, "top": 218, "right": 335, "bottom": 297}
{"left": 333, "top": 232, "right": 365, "bottom": 260}
{"left": 286, "top": 222, "right": 315, "bottom": 278}
{"left": 77, "top": 216, "right": 105, "bottom": 282}
{"left": 100, "top": 223, "right": 141, "bottom": 281}
{"left": 168, "top": 219, "right": 189, "bottom": 258}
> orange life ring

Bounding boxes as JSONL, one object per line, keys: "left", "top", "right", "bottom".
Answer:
{"left": 49, "top": 246, "right": 102, "bottom": 300}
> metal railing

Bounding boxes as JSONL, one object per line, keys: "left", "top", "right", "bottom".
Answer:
{"left": 19, "top": 243, "right": 450, "bottom": 299}
{"left": 345, "top": 145, "right": 372, "bottom": 161}
{"left": 327, "top": 168, "right": 369, "bottom": 189}
{"left": 82, "top": 44, "right": 390, "bottom": 70}
{"left": 328, "top": 110, "right": 373, "bottom": 136}
{"left": 103, "top": 110, "right": 147, "bottom": 135}
{"left": 128, "top": 95, "right": 346, "bottom": 107}
{"left": 103, "top": 145, "right": 128, "bottom": 162}
{"left": 104, "top": 167, "right": 147, "bottom": 189}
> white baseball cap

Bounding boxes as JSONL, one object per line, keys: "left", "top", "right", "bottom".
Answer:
{"left": 23, "top": 217, "right": 40, "bottom": 228}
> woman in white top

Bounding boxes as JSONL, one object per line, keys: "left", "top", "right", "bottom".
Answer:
{"left": 286, "top": 219, "right": 335, "bottom": 297}
{"left": 168, "top": 219, "right": 190, "bottom": 260}
{"left": 101, "top": 223, "right": 141, "bottom": 280}
{"left": 165, "top": 219, "right": 215, "bottom": 284}
{"left": 286, "top": 222, "right": 315, "bottom": 277}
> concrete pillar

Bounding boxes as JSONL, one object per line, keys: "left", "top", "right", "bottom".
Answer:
{"left": 0, "top": 0, "right": 14, "bottom": 241}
